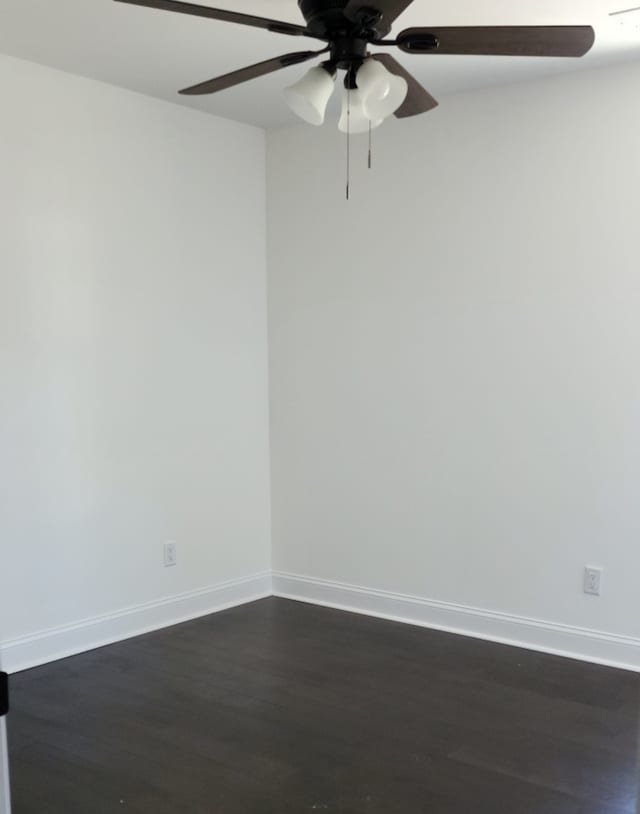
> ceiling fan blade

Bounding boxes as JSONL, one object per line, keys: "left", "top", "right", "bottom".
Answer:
{"left": 343, "top": 0, "right": 414, "bottom": 26}
{"left": 113, "top": 0, "right": 311, "bottom": 37}
{"left": 396, "top": 26, "right": 595, "bottom": 57}
{"left": 372, "top": 53, "right": 438, "bottom": 118}
{"left": 179, "top": 51, "right": 321, "bottom": 95}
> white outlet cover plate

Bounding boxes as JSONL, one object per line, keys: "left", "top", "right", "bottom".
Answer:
{"left": 164, "top": 542, "right": 177, "bottom": 568}
{"left": 583, "top": 566, "right": 602, "bottom": 596}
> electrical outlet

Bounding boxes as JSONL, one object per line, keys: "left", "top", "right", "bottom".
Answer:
{"left": 583, "top": 566, "right": 602, "bottom": 596}
{"left": 164, "top": 542, "right": 177, "bottom": 568}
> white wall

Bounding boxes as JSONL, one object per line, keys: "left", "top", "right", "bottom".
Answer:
{"left": 267, "top": 60, "right": 640, "bottom": 667}
{"left": 0, "top": 56, "right": 272, "bottom": 671}
{"left": 3, "top": 52, "right": 640, "bottom": 674}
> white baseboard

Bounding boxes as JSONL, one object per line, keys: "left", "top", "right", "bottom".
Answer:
{"left": 272, "top": 571, "right": 640, "bottom": 673}
{"left": 0, "top": 572, "right": 272, "bottom": 674}
{"left": 4, "top": 570, "right": 639, "bottom": 675}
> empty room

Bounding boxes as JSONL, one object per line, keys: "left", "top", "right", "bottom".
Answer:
{"left": 1, "top": 1, "right": 640, "bottom": 812}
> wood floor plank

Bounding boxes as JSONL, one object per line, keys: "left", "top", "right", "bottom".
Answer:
{"left": 8, "top": 597, "right": 640, "bottom": 813}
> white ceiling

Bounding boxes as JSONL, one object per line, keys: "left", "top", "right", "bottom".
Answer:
{"left": 0, "top": 0, "right": 639, "bottom": 128}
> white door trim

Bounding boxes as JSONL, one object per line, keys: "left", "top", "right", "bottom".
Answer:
{"left": 0, "top": 719, "right": 10, "bottom": 814}
{"left": 0, "top": 669, "right": 10, "bottom": 814}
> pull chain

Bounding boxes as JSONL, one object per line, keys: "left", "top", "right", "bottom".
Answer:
{"left": 346, "top": 88, "right": 351, "bottom": 201}
{"left": 368, "top": 120, "right": 373, "bottom": 170}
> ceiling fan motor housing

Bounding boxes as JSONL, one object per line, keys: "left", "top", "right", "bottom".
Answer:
{"left": 298, "top": 0, "right": 389, "bottom": 39}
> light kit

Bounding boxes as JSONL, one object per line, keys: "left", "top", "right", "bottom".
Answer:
{"left": 285, "top": 55, "right": 409, "bottom": 132}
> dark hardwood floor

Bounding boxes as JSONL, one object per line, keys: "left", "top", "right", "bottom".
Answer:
{"left": 7, "top": 597, "right": 640, "bottom": 813}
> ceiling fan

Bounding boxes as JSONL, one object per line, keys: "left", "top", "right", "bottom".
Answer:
{"left": 114, "top": 0, "right": 595, "bottom": 132}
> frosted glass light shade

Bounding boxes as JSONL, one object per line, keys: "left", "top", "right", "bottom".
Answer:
{"left": 284, "top": 66, "right": 336, "bottom": 126}
{"left": 338, "top": 87, "right": 383, "bottom": 134}
{"left": 357, "top": 58, "right": 408, "bottom": 120}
